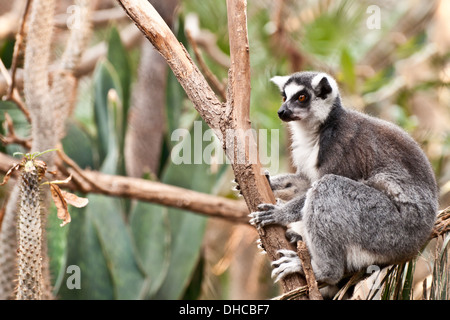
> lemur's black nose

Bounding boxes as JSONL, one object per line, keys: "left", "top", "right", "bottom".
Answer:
{"left": 278, "top": 107, "right": 292, "bottom": 121}
{"left": 278, "top": 108, "right": 287, "bottom": 118}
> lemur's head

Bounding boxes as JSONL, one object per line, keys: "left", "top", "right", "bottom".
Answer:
{"left": 271, "top": 72, "right": 340, "bottom": 125}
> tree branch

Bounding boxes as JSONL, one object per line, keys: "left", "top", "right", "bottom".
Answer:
{"left": 297, "top": 240, "right": 322, "bottom": 300}
{"left": 77, "top": 170, "right": 249, "bottom": 223}
{"left": 0, "top": 152, "right": 249, "bottom": 224}
{"left": 184, "top": 13, "right": 231, "bottom": 69}
{"left": 185, "top": 29, "right": 227, "bottom": 101}
{"left": 0, "top": 59, "right": 31, "bottom": 123}
{"left": 0, "top": 112, "right": 31, "bottom": 149}
{"left": 6, "top": 0, "right": 31, "bottom": 104}
{"left": 224, "top": 0, "right": 306, "bottom": 294}
{"left": 115, "top": 0, "right": 307, "bottom": 294}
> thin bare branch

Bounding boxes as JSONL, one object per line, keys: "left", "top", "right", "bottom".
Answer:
{"left": 56, "top": 146, "right": 109, "bottom": 193}
{"left": 0, "top": 112, "right": 31, "bottom": 149}
{"left": 0, "top": 59, "right": 31, "bottom": 122}
{"left": 0, "top": 197, "right": 7, "bottom": 232}
{"left": 185, "top": 29, "right": 227, "bottom": 101}
{"left": 184, "top": 13, "right": 231, "bottom": 69}
{"left": 6, "top": 0, "right": 32, "bottom": 102}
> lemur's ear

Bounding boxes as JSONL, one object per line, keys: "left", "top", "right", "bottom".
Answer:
{"left": 270, "top": 75, "right": 290, "bottom": 91}
{"left": 314, "top": 76, "right": 333, "bottom": 99}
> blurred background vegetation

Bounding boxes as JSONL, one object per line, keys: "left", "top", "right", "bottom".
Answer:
{"left": 0, "top": 0, "right": 448, "bottom": 299}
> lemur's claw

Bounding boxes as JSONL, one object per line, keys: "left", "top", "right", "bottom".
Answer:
{"left": 231, "top": 178, "right": 243, "bottom": 197}
{"left": 256, "top": 238, "right": 267, "bottom": 255}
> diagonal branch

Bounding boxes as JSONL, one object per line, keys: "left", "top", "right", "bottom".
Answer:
{"left": 115, "top": 0, "right": 307, "bottom": 294}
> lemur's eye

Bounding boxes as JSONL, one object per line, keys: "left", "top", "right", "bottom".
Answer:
{"left": 282, "top": 96, "right": 286, "bottom": 102}
{"left": 298, "top": 94, "right": 307, "bottom": 102}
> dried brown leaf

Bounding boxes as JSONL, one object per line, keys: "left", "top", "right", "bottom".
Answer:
{"left": 60, "top": 189, "right": 88, "bottom": 208}
{"left": 0, "top": 163, "right": 20, "bottom": 186}
{"left": 49, "top": 184, "right": 71, "bottom": 227}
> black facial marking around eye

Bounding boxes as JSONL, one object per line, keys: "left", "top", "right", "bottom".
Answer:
{"left": 294, "top": 91, "right": 309, "bottom": 102}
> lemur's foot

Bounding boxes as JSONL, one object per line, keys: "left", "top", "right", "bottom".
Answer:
{"left": 271, "top": 249, "right": 303, "bottom": 283}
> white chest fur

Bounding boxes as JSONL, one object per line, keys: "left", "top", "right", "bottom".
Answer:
{"left": 288, "top": 122, "right": 320, "bottom": 182}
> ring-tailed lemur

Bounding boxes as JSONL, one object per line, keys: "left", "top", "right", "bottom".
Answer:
{"left": 248, "top": 71, "right": 438, "bottom": 285}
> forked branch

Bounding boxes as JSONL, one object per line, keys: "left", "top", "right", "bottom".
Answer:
{"left": 116, "top": 0, "right": 307, "bottom": 294}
